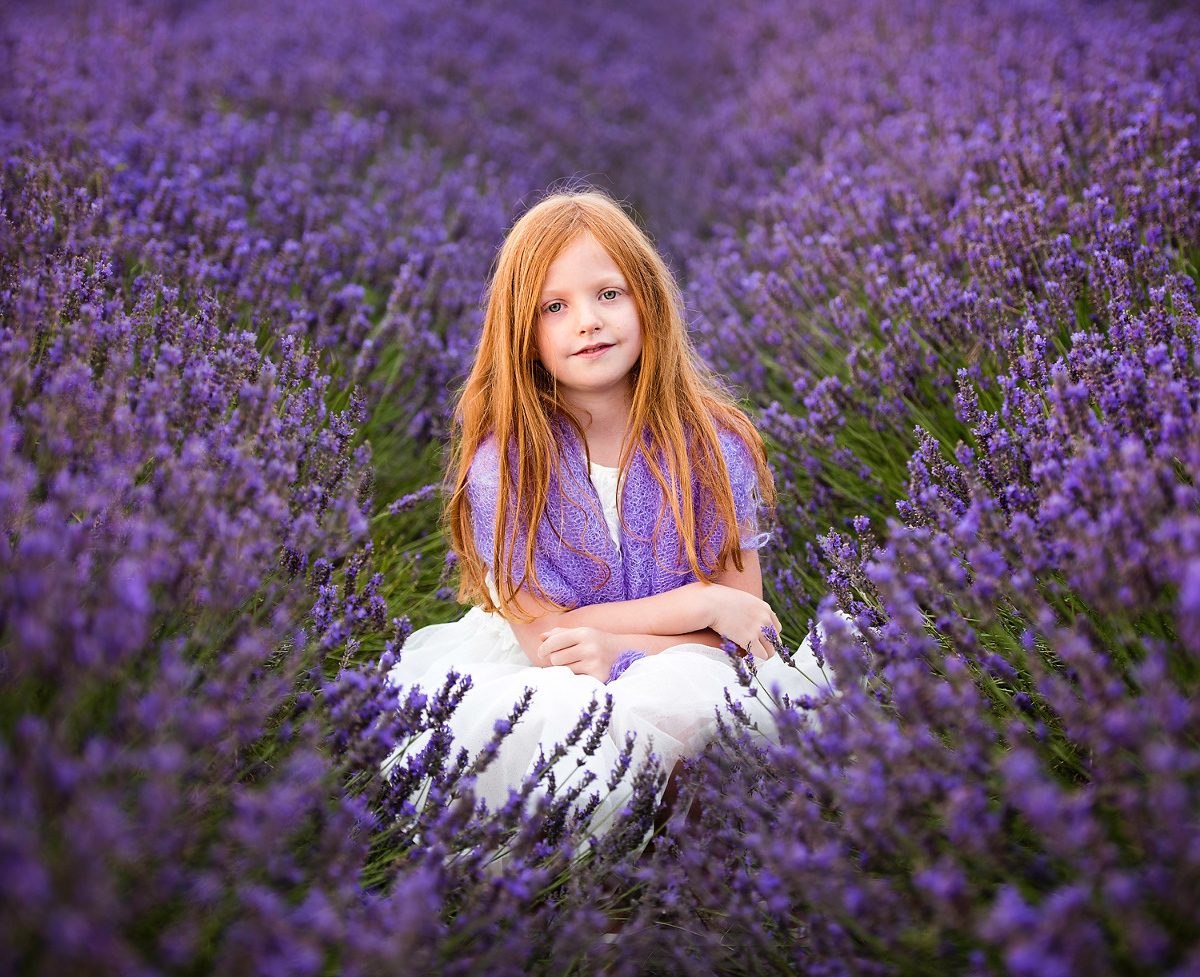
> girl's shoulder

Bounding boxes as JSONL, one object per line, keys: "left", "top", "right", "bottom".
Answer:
{"left": 471, "top": 432, "right": 500, "bottom": 462}
{"left": 467, "top": 432, "right": 503, "bottom": 481}
{"left": 469, "top": 417, "right": 581, "bottom": 479}
{"left": 706, "top": 424, "right": 761, "bottom": 507}
{"left": 706, "top": 416, "right": 772, "bottom": 548}
{"left": 464, "top": 435, "right": 505, "bottom": 505}
{"left": 712, "top": 418, "right": 753, "bottom": 453}
{"left": 701, "top": 415, "right": 759, "bottom": 474}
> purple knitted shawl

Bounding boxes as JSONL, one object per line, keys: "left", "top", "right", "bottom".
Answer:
{"left": 467, "top": 414, "right": 770, "bottom": 609}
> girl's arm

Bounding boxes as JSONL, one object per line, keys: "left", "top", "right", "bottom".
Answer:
{"left": 516, "top": 580, "right": 715, "bottom": 641}
{"left": 509, "top": 548, "right": 768, "bottom": 640}
{"left": 506, "top": 549, "right": 779, "bottom": 673}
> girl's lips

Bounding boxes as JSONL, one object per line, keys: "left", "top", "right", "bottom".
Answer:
{"left": 574, "top": 343, "right": 613, "bottom": 356}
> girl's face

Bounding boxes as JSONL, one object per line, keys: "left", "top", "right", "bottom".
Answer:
{"left": 534, "top": 232, "right": 643, "bottom": 411}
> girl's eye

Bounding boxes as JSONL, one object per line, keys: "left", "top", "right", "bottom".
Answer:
{"left": 545, "top": 301, "right": 563, "bottom": 314}
{"left": 601, "top": 289, "right": 619, "bottom": 300}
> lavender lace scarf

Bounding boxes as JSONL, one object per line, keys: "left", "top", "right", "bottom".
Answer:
{"left": 467, "top": 414, "right": 770, "bottom": 610}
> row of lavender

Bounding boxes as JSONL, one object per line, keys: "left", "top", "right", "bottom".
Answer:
{"left": 0, "top": 2, "right": 748, "bottom": 972}
{"left": 3, "top": 0, "right": 1199, "bottom": 973}
{"left": 653, "top": 1, "right": 1200, "bottom": 972}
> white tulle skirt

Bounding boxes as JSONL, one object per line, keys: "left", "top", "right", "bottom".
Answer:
{"left": 383, "top": 605, "right": 835, "bottom": 837}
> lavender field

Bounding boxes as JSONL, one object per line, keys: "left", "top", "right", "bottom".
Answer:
{"left": 3, "top": 0, "right": 1200, "bottom": 973}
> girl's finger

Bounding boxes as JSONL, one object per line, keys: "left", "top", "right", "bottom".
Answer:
{"left": 538, "top": 629, "right": 580, "bottom": 659}
{"left": 568, "top": 662, "right": 605, "bottom": 681}
{"left": 548, "top": 648, "right": 583, "bottom": 667}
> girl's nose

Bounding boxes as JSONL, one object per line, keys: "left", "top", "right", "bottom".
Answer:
{"left": 577, "top": 302, "right": 603, "bottom": 331}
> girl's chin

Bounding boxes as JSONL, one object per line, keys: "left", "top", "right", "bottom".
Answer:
{"left": 558, "top": 377, "right": 633, "bottom": 402}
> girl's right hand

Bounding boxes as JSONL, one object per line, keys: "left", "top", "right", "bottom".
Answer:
{"left": 536, "top": 626, "right": 624, "bottom": 682}
{"left": 704, "top": 585, "right": 782, "bottom": 660}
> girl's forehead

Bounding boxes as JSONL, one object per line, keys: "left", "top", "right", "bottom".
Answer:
{"left": 542, "top": 232, "right": 625, "bottom": 283}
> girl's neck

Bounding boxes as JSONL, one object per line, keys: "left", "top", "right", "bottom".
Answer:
{"left": 562, "top": 386, "right": 633, "bottom": 468}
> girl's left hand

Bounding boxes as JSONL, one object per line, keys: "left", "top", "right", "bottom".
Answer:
{"left": 537, "top": 627, "right": 622, "bottom": 682}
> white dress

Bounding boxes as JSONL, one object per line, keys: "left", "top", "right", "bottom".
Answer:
{"left": 383, "top": 460, "right": 835, "bottom": 837}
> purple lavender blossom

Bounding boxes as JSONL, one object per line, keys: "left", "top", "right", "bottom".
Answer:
{"left": 3, "top": 0, "right": 1200, "bottom": 972}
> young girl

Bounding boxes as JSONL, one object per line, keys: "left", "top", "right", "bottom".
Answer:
{"left": 384, "top": 189, "right": 832, "bottom": 833}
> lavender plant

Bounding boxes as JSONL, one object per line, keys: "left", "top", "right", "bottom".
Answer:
{"left": 3, "top": 0, "right": 1200, "bottom": 973}
{"left": 0, "top": 142, "right": 663, "bottom": 976}
{"left": 684, "top": 0, "right": 1200, "bottom": 631}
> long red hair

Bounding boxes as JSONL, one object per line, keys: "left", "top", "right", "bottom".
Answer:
{"left": 446, "top": 188, "right": 774, "bottom": 621}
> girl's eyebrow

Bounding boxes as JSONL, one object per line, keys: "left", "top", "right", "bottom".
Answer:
{"left": 539, "top": 275, "right": 627, "bottom": 302}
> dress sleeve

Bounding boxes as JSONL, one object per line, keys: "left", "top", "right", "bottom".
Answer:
{"left": 716, "top": 425, "right": 772, "bottom": 551}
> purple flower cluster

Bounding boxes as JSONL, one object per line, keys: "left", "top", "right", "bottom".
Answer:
{"left": 0, "top": 141, "right": 664, "bottom": 972}
{"left": 626, "top": 1, "right": 1200, "bottom": 972}
{"left": 685, "top": 0, "right": 1200, "bottom": 626}
{"left": 0, "top": 176, "right": 377, "bottom": 969}
{"left": 4, "top": 0, "right": 1200, "bottom": 972}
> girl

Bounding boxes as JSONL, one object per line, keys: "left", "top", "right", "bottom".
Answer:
{"left": 384, "top": 188, "right": 832, "bottom": 834}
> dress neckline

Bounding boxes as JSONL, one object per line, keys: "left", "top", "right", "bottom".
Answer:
{"left": 589, "top": 460, "right": 619, "bottom": 474}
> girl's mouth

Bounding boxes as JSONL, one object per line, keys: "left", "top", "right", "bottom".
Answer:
{"left": 575, "top": 343, "right": 613, "bottom": 356}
